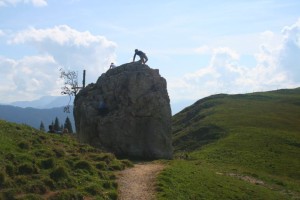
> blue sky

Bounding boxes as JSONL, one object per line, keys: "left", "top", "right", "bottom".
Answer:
{"left": 0, "top": 0, "right": 300, "bottom": 113}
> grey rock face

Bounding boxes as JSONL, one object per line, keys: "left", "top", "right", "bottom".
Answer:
{"left": 74, "top": 62, "right": 173, "bottom": 159}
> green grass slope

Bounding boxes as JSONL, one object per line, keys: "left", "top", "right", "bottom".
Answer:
{"left": 0, "top": 120, "right": 132, "bottom": 200}
{"left": 158, "top": 88, "right": 300, "bottom": 200}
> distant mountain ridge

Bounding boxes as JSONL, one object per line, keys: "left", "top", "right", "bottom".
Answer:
{"left": 10, "top": 95, "right": 73, "bottom": 109}
{"left": 0, "top": 105, "right": 75, "bottom": 131}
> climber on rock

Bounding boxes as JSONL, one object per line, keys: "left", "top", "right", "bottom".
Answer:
{"left": 99, "top": 99, "right": 109, "bottom": 116}
{"left": 109, "top": 62, "right": 116, "bottom": 69}
{"left": 133, "top": 49, "right": 148, "bottom": 64}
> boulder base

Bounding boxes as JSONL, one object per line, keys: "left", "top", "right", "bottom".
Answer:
{"left": 74, "top": 62, "right": 173, "bottom": 159}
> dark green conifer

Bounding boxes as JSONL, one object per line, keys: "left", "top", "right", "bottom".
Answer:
{"left": 64, "top": 116, "right": 73, "bottom": 133}
{"left": 39, "top": 121, "right": 45, "bottom": 132}
{"left": 54, "top": 117, "right": 60, "bottom": 132}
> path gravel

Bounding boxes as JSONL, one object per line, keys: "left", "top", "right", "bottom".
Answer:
{"left": 116, "top": 162, "right": 165, "bottom": 200}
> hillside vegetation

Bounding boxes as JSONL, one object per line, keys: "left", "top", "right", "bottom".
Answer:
{"left": 158, "top": 88, "right": 300, "bottom": 199}
{"left": 0, "top": 120, "right": 132, "bottom": 200}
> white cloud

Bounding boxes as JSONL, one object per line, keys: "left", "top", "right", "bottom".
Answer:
{"left": 0, "top": 30, "right": 4, "bottom": 37}
{"left": 0, "top": 25, "right": 117, "bottom": 103}
{"left": 169, "top": 19, "right": 300, "bottom": 102}
{"left": 0, "top": 0, "right": 47, "bottom": 7}
{"left": 10, "top": 25, "right": 117, "bottom": 84}
{"left": 201, "top": 32, "right": 283, "bottom": 56}
{"left": 194, "top": 45, "right": 211, "bottom": 54}
{"left": 0, "top": 55, "right": 60, "bottom": 103}
{"left": 278, "top": 18, "right": 300, "bottom": 81}
{"left": 260, "top": 30, "right": 274, "bottom": 38}
{"left": 31, "top": 0, "right": 47, "bottom": 7}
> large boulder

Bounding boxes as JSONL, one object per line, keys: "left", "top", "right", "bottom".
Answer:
{"left": 74, "top": 62, "right": 173, "bottom": 159}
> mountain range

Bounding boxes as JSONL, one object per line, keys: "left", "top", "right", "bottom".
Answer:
{"left": 0, "top": 105, "right": 75, "bottom": 131}
{"left": 0, "top": 95, "right": 75, "bottom": 131}
{"left": 9, "top": 95, "right": 73, "bottom": 109}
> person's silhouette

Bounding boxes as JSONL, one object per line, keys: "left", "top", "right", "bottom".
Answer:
{"left": 133, "top": 49, "right": 148, "bottom": 64}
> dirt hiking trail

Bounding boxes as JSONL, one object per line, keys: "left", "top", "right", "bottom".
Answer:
{"left": 116, "top": 162, "right": 165, "bottom": 200}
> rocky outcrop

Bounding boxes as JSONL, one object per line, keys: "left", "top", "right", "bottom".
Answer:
{"left": 74, "top": 62, "right": 173, "bottom": 159}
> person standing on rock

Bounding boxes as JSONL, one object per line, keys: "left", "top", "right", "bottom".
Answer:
{"left": 109, "top": 62, "right": 116, "bottom": 69}
{"left": 133, "top": 49, "right": 148, "bottom": 64}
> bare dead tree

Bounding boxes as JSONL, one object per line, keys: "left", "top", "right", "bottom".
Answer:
{"left": 60, "top": 68, "right": 79, "bottom": 113}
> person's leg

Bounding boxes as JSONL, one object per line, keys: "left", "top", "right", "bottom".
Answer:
{"left": 144, "top": 55, "right": 148, "bottom": 63}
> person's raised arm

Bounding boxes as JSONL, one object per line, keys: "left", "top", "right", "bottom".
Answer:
{"left": 133, "top": 53, "right": 136, "bottom": 62}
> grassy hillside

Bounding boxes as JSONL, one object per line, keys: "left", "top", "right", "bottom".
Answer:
{"left": 158, "top": 88, "right": 300, "bottom": 199}
{"left": 0, "top": 120, "right": 132, "bottom": 200}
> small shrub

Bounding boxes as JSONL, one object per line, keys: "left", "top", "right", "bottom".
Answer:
{"left": 50, "top": 166, "right": 68, "bottom": 182}
{"left": 103, "top": 153, "right": 115, "bottom": 163}
{"left": 109, "top": 161, "right": 125, "bottom": 171}
{"left": 274, "top": 179, "right": 285, "bottom": 186}
{"left": 40, "top": 158, "right": 55, "bottom": 169}
{"left": 89, "top": 154, "right": 102, "bottom": 161}
{"left": 19, "top": 194, "right": 43, "bottom": 200}
{"left": 84, "top": 184, "right": 102, "bottom": 195}
{"left": 53, "top": 148, "right": 65, "bottom": 158}
{"left": 18, "top": 141, "right": 30, "bottom": 150}
{"left": 91, "top": 153, "right": 115, "bottom": 163}
{"left": 18, "top": 163, "right": 37, "bottom": 175}
{"left": 39, "top": 135, "right": 47, "bottom": 140}
{"left": 112, "top": 181, "right": 118, "bottom": 189}
{"left": 109, "top": 174, "right": 117, "bottom": 180}
{"left": 48, "top": 190, "right": 84, "bottom": 200}
{"left": 31, "top": 138, "right": 42, "bottom": 145}
{"left": 34, "top": 149, "right": 53, "bottom": 157}
{"left": 15, "top": 175, "right": 27, "bottom": 186}
{"left": 55, "top": 179, "right": 75, "bottom": 189}
{"left": 95, "top": 161, "right": 107, "bottom": 170}
{"left": 98, "top": 171, "right": 108, "bottom": 179}
{"left": 102, "top": 181, "right": 112, "bottom": 189}
{"left": 75, "top": 160, "right": 93, "bottom": 172}
{"left": 5, "top": 153, "right": 15, "bottom": 160}
{"left": 65, "top": 158, "right": 75, "bottom": 168}
{"left": 5, "top": 164, "right": 15, "bottom": 177}
{"left": 121, "top": 159, "right": 134, "bottom": 167}
{"left": 42, "top": 177, "right": 55, "bottom": 189}
{"left": 107, "top": 190, "right": 118, "bottom": 200}
{"left": 0, "top": 171, "right": 5, "bottom": 186}
{"left": 2, "top": 189, "right": 16, "bottom": 200}
{"left": 25, "top": 182, "right": 47, "bottom": 194}
{"left": 98, "top": 171, "right": 116, "bottom": 180}
{"left": 78, "top": 144, "right": 96, "bottom": 153}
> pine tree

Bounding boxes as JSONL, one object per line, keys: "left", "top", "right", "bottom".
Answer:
{"left": 39, "top": 121, "right": 45, "bottom": 132}
{"left": 64, "top": 116, "right": 73, "bottom": 133}
{"left": 54, "top": 117, "right": 60, "bottom": 132}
